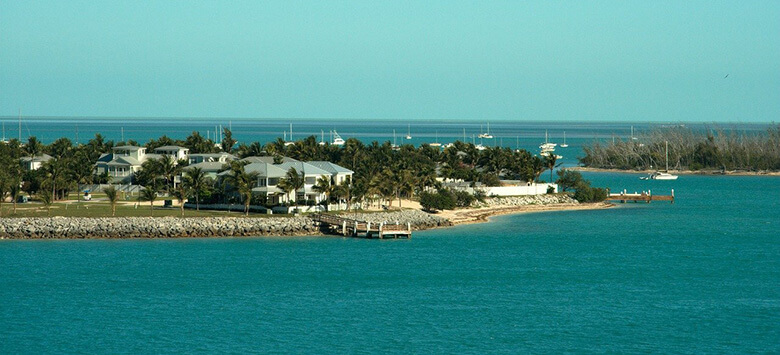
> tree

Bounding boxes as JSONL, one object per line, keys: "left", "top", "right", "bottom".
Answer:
{"left": 42, "top": 157, "right": 65, "bottom": 201}
{"left": 312, "top": 175, "right": 334, "bottom": 209}
{"left": 0, "top": 172, "right": 9, "bottom": 217}
{"left": 25, "top": 136, "right": 43, "bottom": 158}
{"left": 221, "top": 128, "right": 236, "bottom": 153}
{"left": 544, "top": 153, "right": 558, "bottom": 183}
{"left": 139, "top": 187, "right": 158, "bottom": 217}
{"left": 39, "top": 189, "right": 53, "bottom": 216}
{"left": 183, "top": 167, "right": 208, "bottom": 211}
{"left": 277, "top": 167, "right": 304, "bottom": 206}
{"left": 104, "top": 185, "right": 119, "bottom": 216}
{"left": 70, "top": 151, "right": 94, "bottom": 202}
{"left": 556, "top": 169, "right": 584, "bottom": 192}
{"left": 223, "top": 161, "right": 258, "bottom": 215}
{"left": 171, "top": 184, "right": 189, "bottom": 217}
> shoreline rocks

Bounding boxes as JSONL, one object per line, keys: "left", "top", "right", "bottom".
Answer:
{"left": 0, "top": 210, "right": 451, "bottom": 240}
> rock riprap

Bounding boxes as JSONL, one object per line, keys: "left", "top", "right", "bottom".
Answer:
{"left": 0, "top": 216, "right": 320, "bottom": 239}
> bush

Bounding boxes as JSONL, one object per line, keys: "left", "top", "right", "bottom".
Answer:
{"left": 546, "top": 185, "right": 556, "bottom": 194}
{"left": 573, "top": 181, "right": 607, "bottom": 203}
{"left": 556, "top": 169, "right": 583, "bottom": 192}
{"left": 453, "top": 190, "right": 476, "bottom": 207}
{"left": 420, "top": 190, "right": 457, "bottom": 212}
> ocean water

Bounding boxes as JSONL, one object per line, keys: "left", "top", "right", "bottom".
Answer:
{"left": 1, "top": 172, "right": 778, "bottom": 353}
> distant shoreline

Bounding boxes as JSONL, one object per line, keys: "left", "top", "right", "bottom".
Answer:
{"left": 571, "top": 167, "right": 780, "bottom": 177}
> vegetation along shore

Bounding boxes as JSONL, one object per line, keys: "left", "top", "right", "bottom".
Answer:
{"left": 1, "top": 129, "right": 611, "bottom": 238}
{"left": 579, "top": 124, "right": 780, "bottom": 173}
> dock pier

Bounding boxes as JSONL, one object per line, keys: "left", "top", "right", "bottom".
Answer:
{"left": 606, "top": 189, "right": 675, "bottom": 203}
{"left": 312, "top": 213, "right": 412, "bottom": 239}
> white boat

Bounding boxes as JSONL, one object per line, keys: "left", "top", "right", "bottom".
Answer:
{"left": 429, "top": 131, "right": 442, "bottom": 147}
{"left": 560, "top": 131, "right": 569, "bottom": 148}
{"left": 332, "top": 130, "right": 345, "bottom": 145}
{"left": 284, "top": 123, "right": 295, "bottom": 146}
{"left": 640, "top": 141, "right": 678, "bottom": 180}
{"left": 539, "top": 130, "right": 557, "bottom": 150}
{"left": 391, "top": 130, "right": 399, "bottom": 150}
{"left": 319, "top": 130, "right": 326, "bottom": 146}
{"left": 405, "top": 124, "right": 412, "bottom": 140}
{"left": 478, "top": 123, "right": 493, "bottom": 139}
{"left": 640, "top": 172, "right": 678, "bottom": 180}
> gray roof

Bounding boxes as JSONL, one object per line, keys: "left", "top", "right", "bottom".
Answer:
{"left": 241, "top": 156, "right": 298, "bottom": 164}
{"left": 106, "top": 156, "right": 141, "bottom": 167}
{"left": 306, "top": 161, "right": 353, "bottom": 174}
{"left": 20, "top": 154, "right": 53, "bottom": 163}
{"left": 185, "top": 161, "right": 226, "bottom": 172}
{"left": 276, "top": 162, "right": 332, "bottom": 177}
{"left": 190, "top": 153, "right": 236, "bottom": 159}
{"left": 217, "top": 162, "right": 289, "bottom": 178}
{"left": 113, "top": 145, "right": 144, "bottom": 151}
{"left": 154, "top": 145, "right": 189, "bottom": 151}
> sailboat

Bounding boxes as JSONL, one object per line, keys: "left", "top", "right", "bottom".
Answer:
{"left": 640, "top": 141, "right": 678, "bottom": 180}
{"left": 560, "top": 131, "right": 569, "bottom": 148}
{"left": 319, "top": 130, "right": 326, "bottom": 146}
{"left": 1, "top": 121, "right": 7, "bottom": 144}
{"left": 478, "top": 123, "right": 493, "bottom": 139}
{"left": 284, "top": 123, "right": 295, "bottom": 146}
{"left": 429, "top": 131, "right": 442, "bottom": 147}
{"left": 405, "top": 124, "right": 412, "bottom": 139}
{"left": 392, "top": 130, "right": 399, "bottom": 150}
{"left": 331, "top": 130, "right": 345, "bottom": 145}
{"left": 539, "top": 130, "right": 561, "bottom": 159}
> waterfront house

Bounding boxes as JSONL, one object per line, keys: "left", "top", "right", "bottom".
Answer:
{"left": 20, "top": 154, "right": 53, "bottom": 171}
{"left": 94, "top": 145, "right": 190, "bottom": 183}
{"left": 217, "top": 157, "right": 352, "bottom": 206}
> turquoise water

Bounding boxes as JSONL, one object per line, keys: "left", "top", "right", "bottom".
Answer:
{"left": 1, "top": 173, "right": 778, "bottom": 353}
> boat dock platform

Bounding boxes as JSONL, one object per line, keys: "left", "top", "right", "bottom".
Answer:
{"left": 606, "top": 189, "right": 675, "bottom": 203}
{"left": 312, "top": 213, "right": 412, "bottom": 239}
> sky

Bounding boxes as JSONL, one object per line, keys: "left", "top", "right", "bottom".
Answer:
{"left": 1, "top": 0, "right": 778, "bottom": 122}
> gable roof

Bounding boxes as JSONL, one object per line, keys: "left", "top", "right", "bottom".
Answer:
{"left": 306, "top": 161, "right": 354, "bottom": 174}
{"left": 276, "top": 161, "right": 332, "bottom": 177}
{"left": 154, "top": 145, "right": 189, "bottom": 151}
{"left": 240, "top": 156, "right": 299, "bottom": 164}
{"left": 20, "top": 154, "right": 53, "bottom": 163}
{"left": 112, "top": 145, "right": 144, "bottom": 151}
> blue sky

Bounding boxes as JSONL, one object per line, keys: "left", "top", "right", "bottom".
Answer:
{"left": 1, "top": 0, "right": 778, "bottom": 122}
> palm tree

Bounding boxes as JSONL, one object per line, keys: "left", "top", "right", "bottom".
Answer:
{"left": 10, "top": 179, "right": 21, "bottom": 214}
{"left": 277, "top": 167, "right": 304, "bottom": 206}
{"left": 70, "top": 152, "right": 94, "bottom": 202}
{"left": 39, "top": 189, "right": 53, "bottom": 216}
{"left": 0, "top": 173, "right": 9, "bottom": 217}
{"left": 544, "top": 154, "right": 558, "bottom": 183}
{"left": 139, "top": 187, "right": 158, "bottom": 217}
{"left": 312, "top": 175, "right": 333, "bottom": 209}
{"left": 104, "top": 185, "right": 119, "bottom": 216}
{"left": 171, "top": 184, "right": 189, "bottom": 217}
{"left": 25, "top": 136, "right": 43, "bottom": 158}
{"left": 183, "top": 167, "right": 208, "bottom": 211}
{"left": 42, "top": 157, "right": 65, "bottom": 201}
{"left": 224, "top": 161, "right": 258, "bottom": 215}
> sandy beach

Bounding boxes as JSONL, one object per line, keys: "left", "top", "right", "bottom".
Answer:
{"left": 435, "top": 202, "right": 615, "bottom": 226}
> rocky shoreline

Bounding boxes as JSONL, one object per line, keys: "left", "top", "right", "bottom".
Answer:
{"left": 0, "top": 210, "right": 450, "bottom": 239}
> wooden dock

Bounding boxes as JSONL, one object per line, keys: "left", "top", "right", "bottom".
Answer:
{"left": 606, "top": 189, "right": 674, "bottom": 203}
{"left": 312, "top": 213, "right": 412, "bottom": 239}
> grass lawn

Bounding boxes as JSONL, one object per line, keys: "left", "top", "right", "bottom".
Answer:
{"left": 0, "top": 201, "right": 280, "bottom": 218}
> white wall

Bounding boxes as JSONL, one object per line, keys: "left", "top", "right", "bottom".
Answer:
{"left": 475, "top": 183, "right": 558, "bottom": 196}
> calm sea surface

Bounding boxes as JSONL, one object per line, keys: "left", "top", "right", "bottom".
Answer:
{"left": 1, "top": 171, "right": 778, "bottom": 353}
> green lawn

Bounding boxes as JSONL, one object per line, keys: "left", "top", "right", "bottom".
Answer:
{"left": 0, "top": 201, "right": 280, "bottom": 218}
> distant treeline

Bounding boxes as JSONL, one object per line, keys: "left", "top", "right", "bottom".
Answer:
{"left": 579, "top": 125, "right": 780, "bottom": 171}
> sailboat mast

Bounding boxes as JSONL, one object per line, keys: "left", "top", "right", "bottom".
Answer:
{"left": 665, "top": 141, "right": 669, "bottom": 172}
{"left": 19, "top": 108, "right": 22, "bottom": 141}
